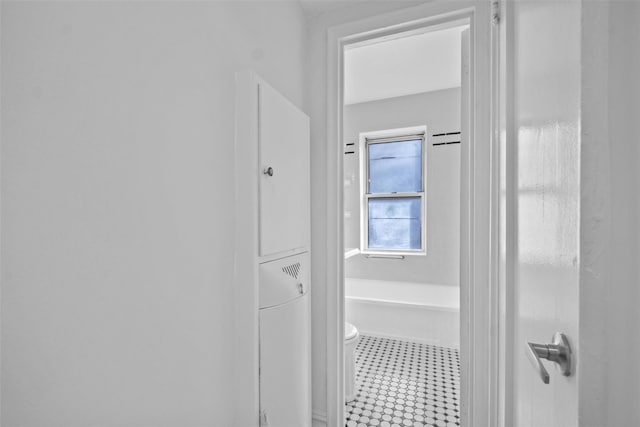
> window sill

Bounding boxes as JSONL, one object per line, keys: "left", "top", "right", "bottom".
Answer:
{"left": 344, "top": 248, "right": 360, "bottom": 259}
{"left": 361, "top": 251, "right": 426, "bottom": 258}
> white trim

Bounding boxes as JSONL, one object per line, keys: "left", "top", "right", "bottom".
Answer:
{"left": 312, "top": 411, "right": 328, "bottom": 427}
{"left": 326, "top": 3, "right": 499, "bottom": 426}
{"left": 233, "top": 70, "right": 261, "bottom": 427}
{"left": 488, "top": 4, "right": 503, "bottom": 424}
{"left": 312, "top": 412, "right": 328, "bottom": 422}
{"left": 359, "top": 125, "right": 427, "bottom": 141}
{"left": 344, "top": 248, "right": 360, "bottom": 259}
{"left": 497, "top": 1, "right": 515, "bottom": 426}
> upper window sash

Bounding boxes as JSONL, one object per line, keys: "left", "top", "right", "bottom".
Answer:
{"left": 365, "top": 135, "right": 425, "bottom": 195}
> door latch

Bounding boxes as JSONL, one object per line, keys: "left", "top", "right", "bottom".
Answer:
{"left": 260, "top": 409, "right": 269, "bottom": 426}
{"left": 526, "top": 332, "right": 572, "bottom": 384}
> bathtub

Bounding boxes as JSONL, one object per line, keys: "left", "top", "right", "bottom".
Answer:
{"left": 345, "top": 278, "right": 460, "bottom": 348}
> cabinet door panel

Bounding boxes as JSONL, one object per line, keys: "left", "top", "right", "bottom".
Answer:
{"left": 258, "top": 83, "right": 310, "bottom": 257}
{"left": 259, "top": 295, "right": 311, "bottom": 427}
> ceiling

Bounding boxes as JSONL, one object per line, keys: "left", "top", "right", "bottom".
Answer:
{"left": 344, "top": 25, "right": 467, "bottom": 105}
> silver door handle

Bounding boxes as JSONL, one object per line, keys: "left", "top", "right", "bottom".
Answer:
{"left": 263, "top": 166, "right": 274, "bottom": 177}
{"left": 526, "top": 332, "right": 572, "bottom": 384}
{"left": 297, "top": 282, "right": 304, "bottom": 294}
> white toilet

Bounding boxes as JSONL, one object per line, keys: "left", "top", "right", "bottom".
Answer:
{"left": 344, "top": 322, "right": 360, "bottom": 402}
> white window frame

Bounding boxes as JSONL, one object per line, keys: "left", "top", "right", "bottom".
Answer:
{"left": 359, "top": 125, "right": 427, "bottom": 256}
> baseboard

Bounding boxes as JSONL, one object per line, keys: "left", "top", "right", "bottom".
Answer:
{"left": 312, "top": 411, "right": 328, "bottom": 427}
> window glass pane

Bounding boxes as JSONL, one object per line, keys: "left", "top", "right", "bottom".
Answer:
{"left": 368, "top": 197, "right": 421, "bottom": 250}
{"left": 369, "top": 139, "right": 422, "bottom": 194}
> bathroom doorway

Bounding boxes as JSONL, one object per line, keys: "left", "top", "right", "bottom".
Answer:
{"left": 342, "top": 22, "right": 466, "bottom": 427}
{"left": 325, "top": 3, "right": 499, "bottom": 426}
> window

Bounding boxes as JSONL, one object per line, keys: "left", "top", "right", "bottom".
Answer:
{"left": 360, "top": 128, "right": 426, "bottom": 255}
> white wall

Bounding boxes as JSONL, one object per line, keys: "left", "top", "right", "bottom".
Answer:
{"left": 602, "top": 1, "right": 640, "bottom": 425}
{"left": 577, "top": 2, "right": 640, "bottom": 426}
{"left": 343, "top": 89, "right": 460, "bottom": 285}
{"left": 0, "top": 2, "right": 306, "bottom": 426}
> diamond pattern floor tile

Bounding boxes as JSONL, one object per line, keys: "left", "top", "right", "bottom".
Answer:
{"left": 345, "top": 335, "right": 460, "bottom": 427}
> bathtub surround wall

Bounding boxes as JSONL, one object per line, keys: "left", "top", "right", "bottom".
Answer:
{"left": 1, "top": 3, "right": 306, "bottom": 426}
{"left": 344, "top": 89, "right": 461, "bottom": 286}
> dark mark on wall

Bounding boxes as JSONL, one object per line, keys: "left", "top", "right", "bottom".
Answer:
{"left": 433, "top": 141, "right": 461, "bottom": 146}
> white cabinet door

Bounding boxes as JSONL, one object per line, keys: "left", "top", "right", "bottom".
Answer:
{"left": 258, "top": 82, "right": 310, "bottom": 257}
{"left": 259, "top": 252, "right": 309, "bottom": 309}
{"left": 259, "top": 295, "right": 311, "bottom": 427}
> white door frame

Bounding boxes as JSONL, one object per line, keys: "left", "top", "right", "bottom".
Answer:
{"left": 325, "top": 2, "right": 501, "bottom": 426}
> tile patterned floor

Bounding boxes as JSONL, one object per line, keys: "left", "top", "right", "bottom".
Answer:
{"left": 345, "top": 335, "right": 460, "bottom": 427}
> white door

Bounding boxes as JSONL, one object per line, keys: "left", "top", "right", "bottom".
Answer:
{"left": 258, "top": 82, "right": 310, "bottom": 257}
{"left": 509, "top": 2, "right": 581, "bottom": 426}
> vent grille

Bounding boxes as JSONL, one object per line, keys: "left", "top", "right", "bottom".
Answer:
{"left": 282, "top": 262, "right": 301, "bottom": 279}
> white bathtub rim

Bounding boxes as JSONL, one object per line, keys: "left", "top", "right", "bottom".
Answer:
{"left": 345, "top": 295, "right": 459, "bottom": 312}
{"left": 345, "top": 278, "right": 459, "bottom": 310}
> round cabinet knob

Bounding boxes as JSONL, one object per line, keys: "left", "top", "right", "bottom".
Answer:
{"left": 263, "top": 167, "right": 274, "bottom": 177}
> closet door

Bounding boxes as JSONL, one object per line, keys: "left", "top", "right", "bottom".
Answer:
{"left": 258, "top": 82, "right": 310, "bottom": 257}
